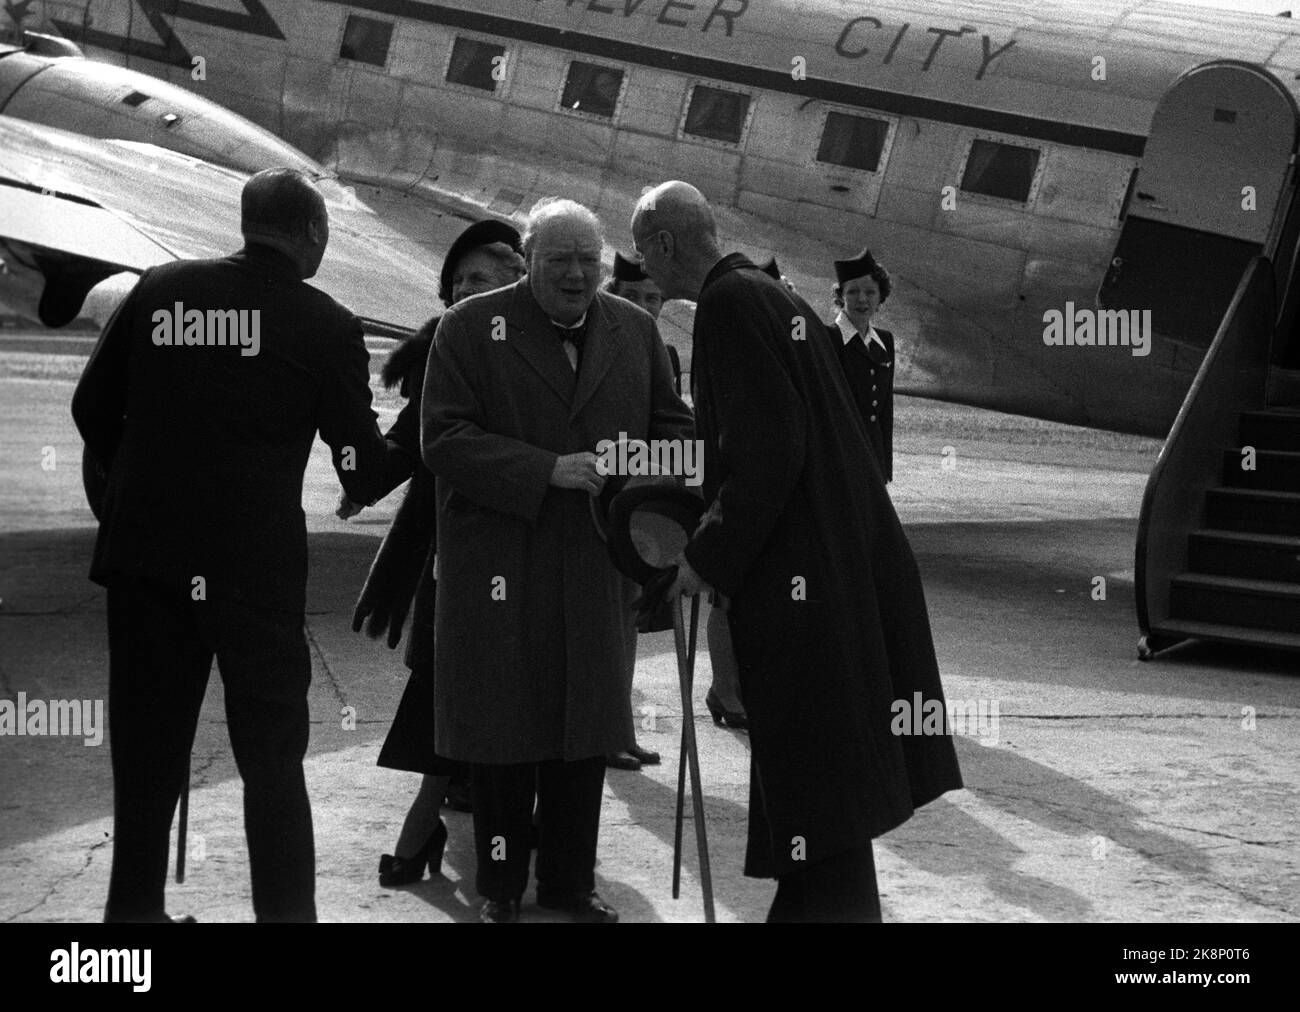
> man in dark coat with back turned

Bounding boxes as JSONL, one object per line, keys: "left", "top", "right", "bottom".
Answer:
{"left": 631, "top": 181, "right": 962, "bottom": 922}
{"left": 72, "top": 168, "right": 412, "bottom": 922}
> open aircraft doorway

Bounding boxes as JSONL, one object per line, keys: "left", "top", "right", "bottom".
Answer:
{"left": 1100, "top": 60, "right": 1298, "bottom": 350}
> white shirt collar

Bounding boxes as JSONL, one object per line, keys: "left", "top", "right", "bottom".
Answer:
{"left": 834, "top": 311, "right": 886, "bottom": 353}
{"left": 550, "top": 310, "right": 587, "bottom": 331}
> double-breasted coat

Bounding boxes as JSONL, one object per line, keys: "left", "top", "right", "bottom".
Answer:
{"left": 422, "top": 279, "right": 693, "bottom": 764}
{"left": 684, "top": 254, "right": 962, "bottom": 878}
{"left": 834, "top": 323, "right": 895, "bottom": 482}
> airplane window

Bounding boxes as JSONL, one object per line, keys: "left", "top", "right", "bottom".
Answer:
{"left": 683, "top": 85, "right": 750, "bottom": 145}
{"left": 816, "top": 112, "right": 889, "bottom": 172}
{"left": 339, "top": 14, "right": 393, "bottom": 67}
{"left": 960, "top": 139, "right": 1040, "bottom": 202}
{"left": 447, "top": 37, "right": 506, "bottom": 92}
{"left": 561, "top": 61, "right": 624, "bottom": 119}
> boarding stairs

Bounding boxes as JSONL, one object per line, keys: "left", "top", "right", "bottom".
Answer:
{"left": 1135, "top": 250, "right": 1300, "bottom": 658}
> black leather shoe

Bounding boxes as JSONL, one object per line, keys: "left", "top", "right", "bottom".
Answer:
{"left": 479, "top": 898, "right": 520, "bottom": 923}
{"left": 706, "top": 688, "right": 749, "bottom": 730}
{"left": 605, "top": 751, "right": 641, "bottom": 771}
{"left": 378, "top": 818, "right": 448, "bottom": 886}
{"left": 627, "top": 743, "right": 661, "bottom": 765}
{"left": 536, "top": 889, "right": 618, "bottom": 923}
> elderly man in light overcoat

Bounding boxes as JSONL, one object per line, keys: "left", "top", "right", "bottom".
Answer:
{"left": 422, "top": 197, "right": 693, "bottom": 923}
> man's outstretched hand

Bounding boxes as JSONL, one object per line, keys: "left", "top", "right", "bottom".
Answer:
{"left": 335, "top": 489, "right": 364, "bottom": 520}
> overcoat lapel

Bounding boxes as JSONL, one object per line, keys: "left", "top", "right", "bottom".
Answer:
{"left": 569, "top": 295, "right": 620, "bottom": 421}
{"left": 503, "top": 280, "right": 577, "bottom": 406}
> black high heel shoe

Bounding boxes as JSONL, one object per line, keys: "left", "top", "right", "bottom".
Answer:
{"left": 706, "top": 688, "right": 749, "bottom": 730}
{"left": 378, "top": 818, "right": 448, "bottom": 886}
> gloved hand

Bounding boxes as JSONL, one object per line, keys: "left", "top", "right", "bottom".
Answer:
{"left": 351, "top": 467, "right": 436, "bottom": 650}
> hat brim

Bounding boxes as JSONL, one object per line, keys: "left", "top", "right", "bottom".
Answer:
{"left": 587, "top": 438, "right": 680, "bottom": 544}
{"left": 604, "top": 485, "right": 707, "bottom": 585}
{"left": 439, "top": 218, "right": 523, "bottom": 305}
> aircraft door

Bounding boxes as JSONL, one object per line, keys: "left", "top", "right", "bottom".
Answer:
{"left": 1099, "top": 61, "right": 1297, "bottom": 347}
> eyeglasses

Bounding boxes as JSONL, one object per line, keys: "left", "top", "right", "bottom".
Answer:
{"left": 631, "top": 229, "right": 665, "bottom": 264}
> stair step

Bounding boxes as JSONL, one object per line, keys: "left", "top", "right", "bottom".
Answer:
{"left": 1153, "top": 618, "right": 1300, "bottom": 653}
{"left": 1222, "top": 447, "right": 1300, "bottom": 491}
{"left": 1267, "top": 368, "right": 1300, "bottom": 407}
{"left": 1170, "top": 572, "right": 1300, "bottom": 633}
{"left": 1188, "top": 528, "right": 1300, "bottom": 582}
{"left": 1204, "top": 487, "right": 1300, "bottom": 535}
{"left": 1240, "top": 408, "right": 1300, "bottom": 451}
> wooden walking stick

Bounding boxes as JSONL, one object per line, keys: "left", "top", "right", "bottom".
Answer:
{"left": 671, "top": 592, "right": 714, "bottom": 922}
{"left": 175, "top": 755, "right": 190, "bottom": 883}
{"left": 594, "top": 480, "right": 713, "bottom": 920}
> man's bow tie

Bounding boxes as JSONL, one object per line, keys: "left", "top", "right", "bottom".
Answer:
{"left": 554, "top": 322, "right": 586, "bottom": 352}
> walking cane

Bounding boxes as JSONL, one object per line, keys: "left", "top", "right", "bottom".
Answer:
{"left": 175, "top": 755, "right": 190, "bottom": 884}
{"left": 594, "top": 478, "right": 714, "bottom": 921}
{"left": 671, "top": 591, "right": 695, "bottom": 896}
{"left": 671, "top": 591, "right": 714, "bottom": 922}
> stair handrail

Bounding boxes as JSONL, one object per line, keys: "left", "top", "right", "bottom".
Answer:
{"left": 1135, "top": 255, "right": 1276, "bottom": 640}
{"left": 1267, "top": 162, "right": 1300, "bottom": 363}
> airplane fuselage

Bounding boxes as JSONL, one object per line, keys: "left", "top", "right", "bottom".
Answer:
{"left": 11, "top": 0, "right": 1300, "bottom": 436}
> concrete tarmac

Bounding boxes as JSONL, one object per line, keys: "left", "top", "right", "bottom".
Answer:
{"left": 1, "top": 338, "right": 1297, "bottom": 923}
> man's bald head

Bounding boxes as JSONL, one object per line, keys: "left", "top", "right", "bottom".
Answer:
{"left": 631, "top": 180, "right": 722, "bottom": 301}
{"left": 241, "top": 168, "right": 330, "bottom": 278}
{"left": 635, "top": 181, "right": 716, "bottom": 247}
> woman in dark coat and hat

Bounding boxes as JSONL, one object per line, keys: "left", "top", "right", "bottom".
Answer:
{"left": 349, "top": 218, "right": 526, "bottom": 885}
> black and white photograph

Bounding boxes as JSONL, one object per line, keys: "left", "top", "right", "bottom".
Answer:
{"left": 0, "top": 0, "right": 1294, "bottom": 979}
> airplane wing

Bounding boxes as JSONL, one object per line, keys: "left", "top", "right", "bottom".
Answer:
{"left": 0, "top": 115, "right": 442, "bottom": 334}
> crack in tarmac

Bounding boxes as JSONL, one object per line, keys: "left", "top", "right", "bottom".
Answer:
{"left": 966, "top": 787, "right": 1298, "bottom": 917}
{"left": 303, "top": 624, "right": 348, "bottom": 712}
{"left": 1138, "top": 821, "right": 1294, "bottom": 848}
{"left": 2, "top": 831, "right": 112, "bottom": 922}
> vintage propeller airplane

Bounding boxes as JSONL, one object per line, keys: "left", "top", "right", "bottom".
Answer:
{"left": 5, "top": 0, "right": 1300, "bottom": 434}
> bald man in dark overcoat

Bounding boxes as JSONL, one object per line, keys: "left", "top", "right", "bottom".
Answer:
{"left": 633, "top": 181, "right": 962, "bottom": 922}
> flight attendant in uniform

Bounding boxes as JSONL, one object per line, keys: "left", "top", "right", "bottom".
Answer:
{"left": 831, "top": 249, "right": 895, "bottom": 483}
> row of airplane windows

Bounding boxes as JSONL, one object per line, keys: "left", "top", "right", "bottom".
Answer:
{"left": 338, "top": 13, "right": 1043, "bottom": 205}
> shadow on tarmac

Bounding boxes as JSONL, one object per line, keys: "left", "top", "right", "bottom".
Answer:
{"left": 3, "top": 518, "right": 1293, "bottom": 917}
{"left": 895, "top": 737, "right": 1214, "bottom": 921}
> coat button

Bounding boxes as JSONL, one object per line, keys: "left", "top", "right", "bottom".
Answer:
{"left": 869, "top": 415, "right": 877, "bottom": 422}
{"left": 872, "top": 400, "right": 878, "bottom": 407}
